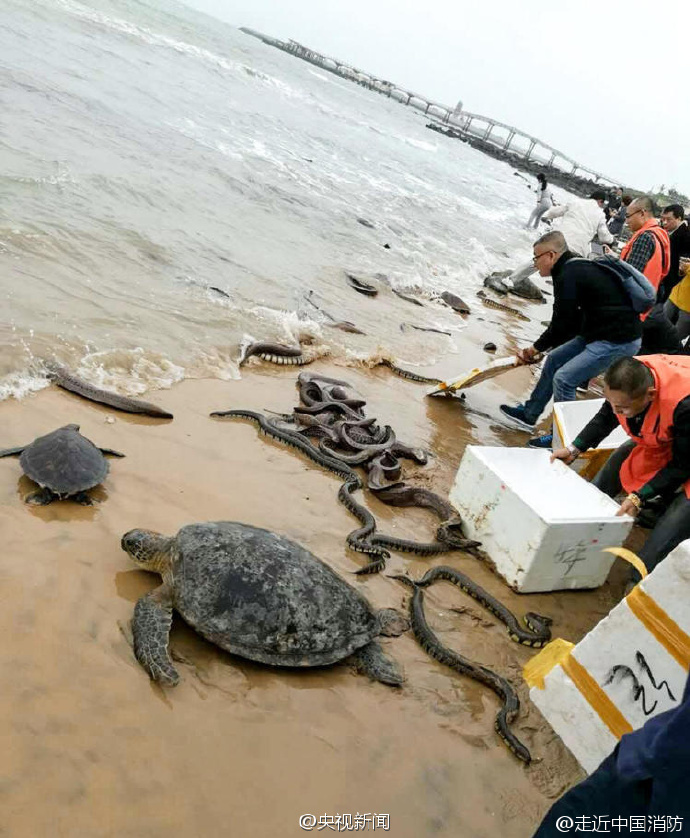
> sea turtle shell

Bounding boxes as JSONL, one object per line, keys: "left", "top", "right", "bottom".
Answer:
{"left": 19, "top": 424, "right": 108, "bottom": 496}
{"left": 170, "top": 521, "right": 379, "bottom": 667}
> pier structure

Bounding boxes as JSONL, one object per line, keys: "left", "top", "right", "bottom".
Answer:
{"left": 239, "top": 29, "right": 620, "bottom": 189}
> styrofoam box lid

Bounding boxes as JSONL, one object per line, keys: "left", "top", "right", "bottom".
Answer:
{"left": 466, "top": 446, "right": 629, "bottom": 523}
{"left": 554, "top": 399, "right": 628, "bottom": 450}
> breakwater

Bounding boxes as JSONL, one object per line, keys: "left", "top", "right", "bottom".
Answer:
{"left": 240, "top": 28, "right": 624, "bottom": 197}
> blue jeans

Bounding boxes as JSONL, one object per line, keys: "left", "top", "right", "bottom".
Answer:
{"left": 523, "top": 336, "right": 642, "bottom": 424}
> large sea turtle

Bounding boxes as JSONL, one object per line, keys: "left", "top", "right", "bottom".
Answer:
{"left": 121, "top": 521, "right": 408, "bottom": 687}
{"left": 0, "top": 423, "right": 124, "bottom": 505}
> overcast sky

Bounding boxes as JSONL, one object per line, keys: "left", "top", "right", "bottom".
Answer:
{"left": 182, "top": 0, "right": 688, "bottom": 195}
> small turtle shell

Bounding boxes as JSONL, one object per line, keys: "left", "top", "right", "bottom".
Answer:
{"left": 20, "top": 424, "right": 108, "bottom": 495}
{"left": 171, "top": 522, "right": 379, "bottom": 668}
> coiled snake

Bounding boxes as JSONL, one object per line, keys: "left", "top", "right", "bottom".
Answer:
{"left": 209, "top": 409, "right": 389, "bottom": 571}
{"left": 211, "top": 372, "right": 479, "bottom": 573}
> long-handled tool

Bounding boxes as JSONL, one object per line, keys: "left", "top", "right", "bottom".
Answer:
{"left": 426, "top": 356, "right": 521, "bottom": 397}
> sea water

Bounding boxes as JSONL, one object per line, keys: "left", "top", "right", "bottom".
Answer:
{"left": 1, "top": 0, "right": 553, "bottom": 399}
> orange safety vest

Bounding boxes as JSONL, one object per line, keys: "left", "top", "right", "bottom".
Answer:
{"left": 617, "top": 354, "right": 690, "bottom": 499}
{"left": 620, "top": 219, "right": 671, "bottom": 293}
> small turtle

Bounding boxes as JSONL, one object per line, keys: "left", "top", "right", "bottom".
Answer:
{"left": 0, "top": 423, "right": 124, "bottom": 505}
{"left": 121, "top": 521, "right": 408, "bottom": 687}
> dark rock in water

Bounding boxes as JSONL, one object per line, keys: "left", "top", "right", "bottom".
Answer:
{"left": 440, "top": 291, "right": 471, "bottom": 314}
{"left": 357, "top": 218, "right": 375, "bottom": 229}
{"left": 209, "top": 286, "right": 231, "bottom": 298}
{"left": 329, "top": 321, "right": 366, "bottom": 335}
{"left": 483, "top": 342, "right": 497, "bottom": 352}
{"left": 483, "top": 275, "right": 509, "bottom": 295}
{"left": 400, "top": 323, "right": 451, "bottom": 337}
{"left": 393, "top": 288, "right": 424, "bottom": 307}
{"left": 345, "top": 273, "right": 378, "bottom": 297}
{"left": 383, "top": 244, "right": 391, "bottom": 249}
{"left": 510, "top": 276, "right": 546, "bottom": 302}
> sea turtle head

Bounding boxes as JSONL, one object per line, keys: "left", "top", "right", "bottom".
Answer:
{"left": 121, "top": 529, "right": 172, "bottom": 574}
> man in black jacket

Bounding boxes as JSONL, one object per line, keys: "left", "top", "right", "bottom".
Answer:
{"left": 661, "top": 204, "right": 690, "bottom": 341}
{"left": 500, "top": 231, "right": 642, "bottom": 447}
{"left": 660, "top": 204, "right": 690, "bottom": 301}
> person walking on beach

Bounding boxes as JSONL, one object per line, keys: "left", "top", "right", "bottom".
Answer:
{"left": 526, "top": 174, "right": 553, "bottom": 229}
{"left": 605, "top": 186, "right": 623, "bottom": 219}
{"left": 499, "top": 231, "right": 642, "bottom": 447}
{"left": 542, "top": 189, "right": 614, "bottom": 256}
{"left": 509, "top": 191, "right": 613, "bottom": 286}
{"left": 551, "top": 355, "right": 690, "bottom": 587}
{"left": 607, "top": 195, "right": 632, "bottom": 237}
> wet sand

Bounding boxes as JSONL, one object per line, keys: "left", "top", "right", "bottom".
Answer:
{"left": 0, "top": 320, "right": 637, "bottom": 837}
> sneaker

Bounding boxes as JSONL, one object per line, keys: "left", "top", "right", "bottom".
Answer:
{"left": 499, "top": 404, "right": 536, "bottom": 431}
{"left": 527, "top": 433, "right": 553, "bottom": 449}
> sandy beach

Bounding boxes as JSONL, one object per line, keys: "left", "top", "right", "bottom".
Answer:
{"left": 0, "top": 320, "right": 637, "bottom": 837}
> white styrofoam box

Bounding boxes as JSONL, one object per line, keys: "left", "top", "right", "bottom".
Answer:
{"left": 529, "top": 541, "right": 690, "bottom": 773}
{"left": 552, "top": 399, "right": 629, "bottom": 477}
{"left": 449, "top": 446, "right": 633, "bottom": 593}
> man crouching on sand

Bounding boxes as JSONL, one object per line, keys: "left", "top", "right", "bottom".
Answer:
{"left": 551, "top": 355, "right": 690, "bottom": 590}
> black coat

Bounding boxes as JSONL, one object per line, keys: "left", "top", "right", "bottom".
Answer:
{"left": 660, "top": 221, "right": 690, "bottom": 302}
{"left": 533, "top": 252, "right": 642, "bottom": 352}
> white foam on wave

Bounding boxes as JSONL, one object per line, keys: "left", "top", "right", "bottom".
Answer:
{"left": 307, "top": 70, "right": 331, "bottom": 82}
{"left": 75, "top": 348, "right": 185, "bottom": 396}
{"left": 52, "top": 0, "right": 288, "bottom": 90}
{"left": 402, "top": 137, "right": 438, "bottom": 152}
{"left": 247, "top": 305, "right": 324, "bottom": 344}
{"left": 0, "top": 370, "right": 50, "bottom": 402}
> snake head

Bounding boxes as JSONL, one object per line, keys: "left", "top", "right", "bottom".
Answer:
{"left": 525, "top": 612, "right": 553, "bottom": 626}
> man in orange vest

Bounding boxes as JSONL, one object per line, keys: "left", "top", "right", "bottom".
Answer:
{"left": 621, "top": 197, "right": 671, "bottom": 292}
{"left": 616, "top": 197, "right": 677, "bottom": 354}
{"left": 552, "top": 355, "right": 690, "bottom": 585}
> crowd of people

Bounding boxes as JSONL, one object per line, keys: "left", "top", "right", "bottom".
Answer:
{"left": 506, "top": 183, "right": 690, "bottom": 583}
{"left": 515, "top": 182, "right": 690, "bottom": 833}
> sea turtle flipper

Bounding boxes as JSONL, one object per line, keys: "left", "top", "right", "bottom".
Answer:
{"left": 0, "top": 445, "right": 26, "bottom": 458}
{"left": 349, "top": 641, "right": 404, "bottom": 687}
{"left": 25, "top": 487, "right": 58, "bottom": 505}
{"left": 99, "top": 448, "right": 126, "bottom": 458}
{"left": 72, "top": 491, "right": 95, "bottom": 506}
{"left": 132, "top": 584, "right": 179, "bottom": 686}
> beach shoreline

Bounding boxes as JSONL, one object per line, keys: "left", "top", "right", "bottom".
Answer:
{"left": 0, "top": 354, "right": 636, "bottom": 836}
